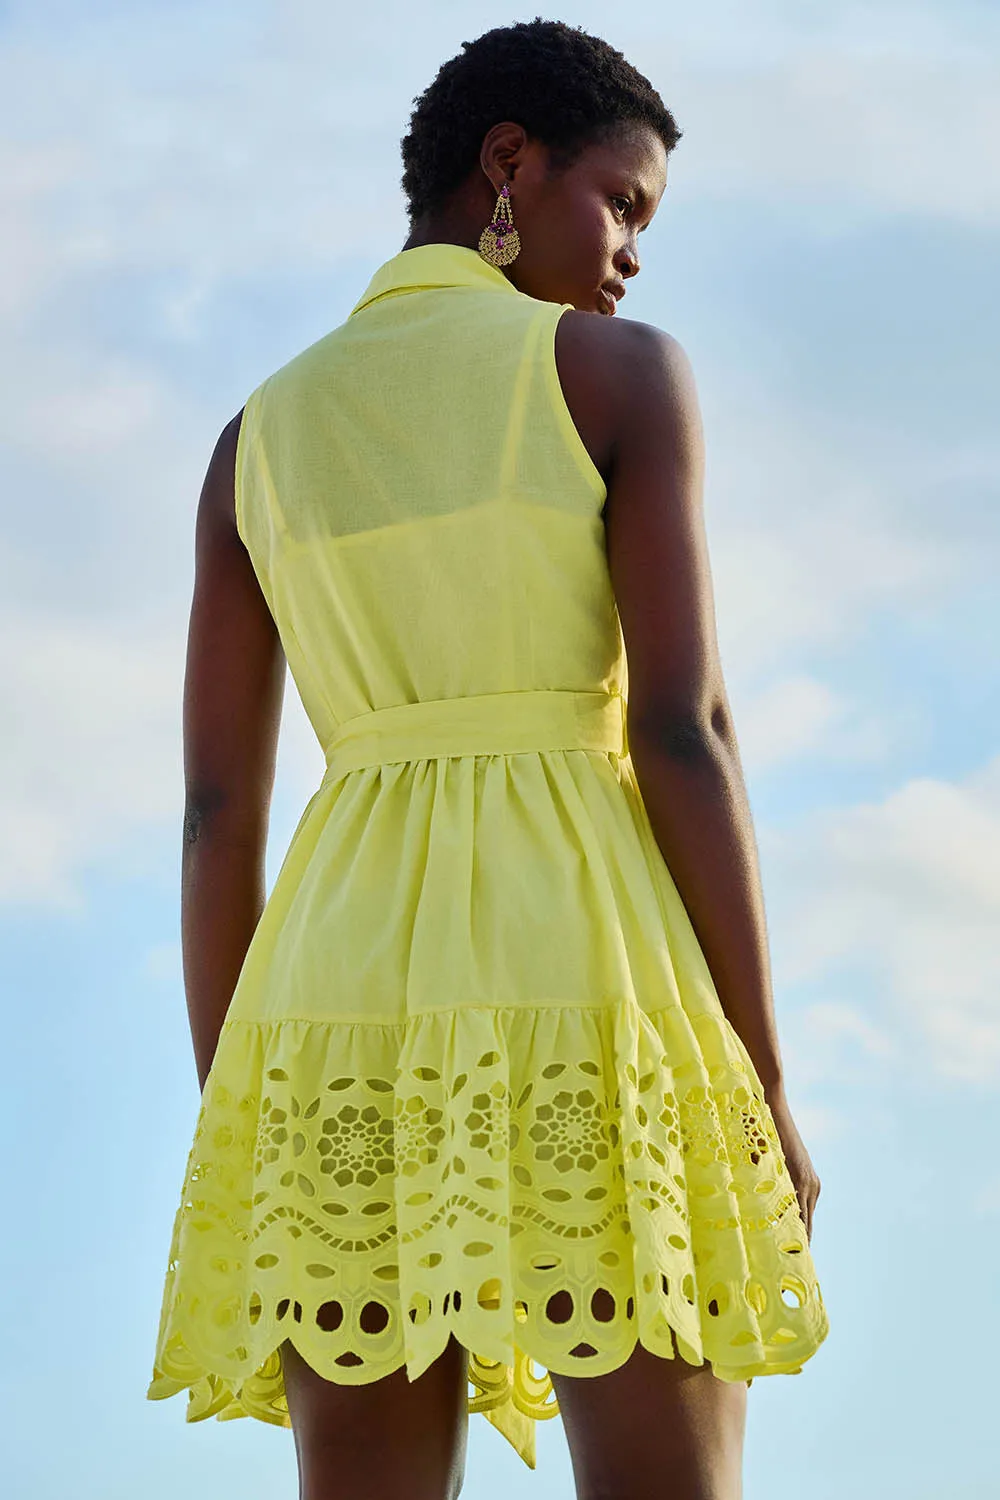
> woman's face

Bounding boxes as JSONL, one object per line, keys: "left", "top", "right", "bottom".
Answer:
{"left": 496, "top": 123, "right": 669, "bottom": 315}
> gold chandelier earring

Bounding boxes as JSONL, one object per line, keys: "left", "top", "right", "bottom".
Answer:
{"left": 478, "top": 180, "right": 521, "bottom": 267}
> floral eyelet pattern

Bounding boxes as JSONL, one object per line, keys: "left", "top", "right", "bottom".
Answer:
{"left": 147, "top": 1002, "right": 829, "bottom": 1469}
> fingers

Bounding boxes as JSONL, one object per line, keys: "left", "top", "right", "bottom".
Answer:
{"left": 805, "top": 1177, "right": 821, "bottom": 1242}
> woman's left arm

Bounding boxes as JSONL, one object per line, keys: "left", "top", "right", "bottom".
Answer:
{"left": 180, "top": 411, "right": 286, "bottom": 1092}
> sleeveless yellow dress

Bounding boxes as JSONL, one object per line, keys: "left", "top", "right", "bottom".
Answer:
{"left": 146, "top": 242, "right": 829, "bottom": 1469}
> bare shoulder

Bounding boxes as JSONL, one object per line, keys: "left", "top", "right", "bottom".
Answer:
{"left": 557, "top": 309, "right": 712, "bottom": 736}
{"left": 198, "top": 408, "right": 246, "bottom": 536}
{"left": 554, "top": 306, "right": 689, "bottom": 381}
{"left": 553, "top": 309, "right": 698, "bottom": 495}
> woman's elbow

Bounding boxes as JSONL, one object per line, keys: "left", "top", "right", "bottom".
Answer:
{"left": 629, "top": 699, "right": 735, "bottom": 765}
{"left": 183, "top": 783, "right": 266, "bottom": 847}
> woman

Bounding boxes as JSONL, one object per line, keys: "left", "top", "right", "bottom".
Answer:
{"left": 147, "top": 19, "right": 829, "bottom": 1500}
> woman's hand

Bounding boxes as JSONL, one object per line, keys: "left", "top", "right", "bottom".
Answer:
{"left": 767, "top": 1090, "right": 822, "bottom": 1244}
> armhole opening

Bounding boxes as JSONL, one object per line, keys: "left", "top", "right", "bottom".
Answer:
{"left": 233, "top": 386, "right": 258, "bottom": 546}
{"left": 543, "top": 304, "right": 609, "bottom": 507}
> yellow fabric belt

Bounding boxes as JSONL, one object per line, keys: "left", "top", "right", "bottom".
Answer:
{"left": 322, "top": 688, "right": 627, "bottom": 783}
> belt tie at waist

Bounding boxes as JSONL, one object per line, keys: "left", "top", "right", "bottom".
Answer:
{"left": 322, "top": 688, "right": 627, "bottom": 785}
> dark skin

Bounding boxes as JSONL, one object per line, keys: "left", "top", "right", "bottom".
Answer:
{"left": 183, "top": 119, "right": 820, "bottom": 1500}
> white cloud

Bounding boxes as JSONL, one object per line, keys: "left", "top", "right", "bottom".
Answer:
{"left": 0, "top": 609, "right": 184, "bottom": 907}
{"left": 779, "top": 998, "right": 900, "bottom": 1102}
{"left": 735, "top": 674, "right": 841, "bottom": 770}
{"left": 765, "top": 756, "right": 1000, "bottom": 1084}
{"left": 663, "top": 48, "right": 1000, "bottom": 227}
{"left": 0, "top": 3, "right": 996, "bottom": 338}
{"left": 5, "top": 351, "right": 163, "bottom": 458}
{"left": 1, "top": 3, "right": 996, "bottom": 910}
{"left": 0, "top": 331, "right": 213, "bottom": 622}
{"left": 702, "top": 370, "right": 981, "bottom": 681}
{"left": 713, "top": 497, "right": 942, "bottom": 676}
{"left": 0, "top": 580, "right": 331, "bottom": 911}
{"left": 0, "top": 139, "right": 90, "bottom": 320}
{"left": 0, "top": 26, "right": 406, "bottom": 320}
{"left": 730, "top": 672, "right": 890, "bottom": 773}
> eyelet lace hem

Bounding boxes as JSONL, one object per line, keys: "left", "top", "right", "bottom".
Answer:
{"left": 146, "top": 1001, "right": 830, "bottom": 1469}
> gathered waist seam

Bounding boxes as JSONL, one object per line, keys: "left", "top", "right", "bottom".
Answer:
{"left": 321, "top": 687, "right": 626, "bottom": 785}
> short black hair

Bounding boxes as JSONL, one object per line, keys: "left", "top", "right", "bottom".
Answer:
{"left": 400, "top": 18, "right": 682, "bottom": 223}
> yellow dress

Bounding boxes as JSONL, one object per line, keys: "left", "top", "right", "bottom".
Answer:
{"left": 146, "top": 242, "right": 829, "bottom": 1469}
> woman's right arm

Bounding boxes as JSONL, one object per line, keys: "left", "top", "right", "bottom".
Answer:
{"left": 603, "top": 324, "right": 820, "bottom": 1240}
{"left": 181, "top": 412, "right": 286, "bottom": 1092}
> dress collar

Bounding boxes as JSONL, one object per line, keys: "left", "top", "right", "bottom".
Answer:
{"left": 348, "top": 242, "right": 523, "bottom": 318}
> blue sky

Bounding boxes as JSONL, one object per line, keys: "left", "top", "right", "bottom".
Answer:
{"left": 3, "top": 3, "right": 998, "bottom": 1496}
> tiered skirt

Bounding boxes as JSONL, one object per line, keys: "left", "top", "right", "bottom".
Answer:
{"left": 147, "top": 729, "right": 829, "bottom": 1469}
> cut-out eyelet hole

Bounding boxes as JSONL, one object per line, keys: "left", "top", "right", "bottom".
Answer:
{"left": 545, "top": 1290, "right": 573, "bottom": 1325}
{"left": 780, "top": 1276, "right": 808, "bottom": 1309}
{"left": 531, "top": 1255, "right": 561, "bottom": 1272}
{"left": 408, "top": 1292, "right": 431, "bottom": 1326}
{"left": 359, "top": 1299, "right": 390, "bottom": 1334}
{"left": 316, "top": 1299, "right": 344, "bottom": 1332}
{"left": 705, "top": 1284, "right": 729, "bottom": 1318}
{"left": 745, "top": 1280, "right": 767, "bottom": 1315}
{"left": 477, "top": 1278, "right": 502, "bottom": 1311}
{"left": 591, "top": 1288, "right": 615, "bottom": 1322}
